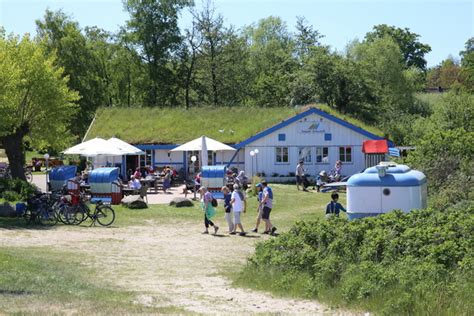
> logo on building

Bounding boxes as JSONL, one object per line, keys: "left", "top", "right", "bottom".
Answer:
{"left": 299, "top": 120, "right": 325, "bottom": 133}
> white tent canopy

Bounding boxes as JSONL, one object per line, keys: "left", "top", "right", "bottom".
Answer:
{"left": 63, "top": 137, "right": 124, "bottom": 157}
{"left": 107, "top": 137, "right": 144, "bottom": 155}
{"left": 170, "top": 136, "right": 236, "bottom": 152}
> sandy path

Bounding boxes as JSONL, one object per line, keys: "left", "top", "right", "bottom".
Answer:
{"left": 0, "top": 223, "right": 339, "bottom": 315}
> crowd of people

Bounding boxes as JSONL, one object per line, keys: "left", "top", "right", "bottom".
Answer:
{"left": 199, "top": 179, "right": 277, "bottom": 236}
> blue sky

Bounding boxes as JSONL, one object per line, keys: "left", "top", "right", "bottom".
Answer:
{"left": 1, "top": 0, "right": 472, "bottom": 67}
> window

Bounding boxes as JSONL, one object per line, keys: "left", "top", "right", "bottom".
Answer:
{"left": 298, "top": 147, "right": 312, "bottom": 163}
{"left": 278, "top": 133, "right": 286, "bottom": 141}
{"left": 140, "top": 149, "right": 152, "bottom": 166}
{"left": 275, "top": 147, "right": 289, "bottom": 163}
{"left": 339, "top": 146, "right": 352, "bottom": 162}
{"left": 316, "top": 147, "right": 329, "bottom": 163}
{"left": 324, "top": 133, "right": 332, "bottom": 141}
{"left": 207, "top": 151, "right": 215, "bottom": 165}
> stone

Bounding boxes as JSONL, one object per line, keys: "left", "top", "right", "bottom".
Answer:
{"left": 121, "top": 195, "right": 148, "bottom": 209}
{"left": 169, "top": 197, "right": 193, "bottom": 207}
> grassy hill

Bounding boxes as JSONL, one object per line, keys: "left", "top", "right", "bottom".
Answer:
{"left": 85, "top": 104, "right": 385, "bottom": 144}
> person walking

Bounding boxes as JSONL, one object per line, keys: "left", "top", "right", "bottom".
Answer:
{"left": 221, "top": 186, "right": 234, "bottom": 233}
{"left": 260, "top": 180, "right": 277, "bottom": 235}
{"left": 200, "top": 186, "right": 219, "bottom": 234}
{"left": 230, "top": 184, "right": 246, "bottom": 236}
{"left": 251, "top": 183, "right": 264, "bottom": 233}
{"left": 325, "top": 193, "right": 346, "bottom": 218}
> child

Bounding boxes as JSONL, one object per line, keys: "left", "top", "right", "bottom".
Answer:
{"left": 251, "top": 183, "right": 264, "bottom": 233}
{"left": 221, "top": 186, "right": 234, "bottom": 233}
{"left": 325, "top": 193, "right": 346, "bottom": 218}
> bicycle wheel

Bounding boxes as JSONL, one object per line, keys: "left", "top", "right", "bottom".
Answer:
{"left": 73, "top": 204, "right": 88, "bottom": 225}
{"left": 39, "top": 207, "right": 58, "bottom": 226}
{"left": 96, "top": 205, "right": 115, "bottom": 226}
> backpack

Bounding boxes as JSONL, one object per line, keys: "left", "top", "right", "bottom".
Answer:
{"left": 211, "top": 197, "right": 218, "bottom": 207}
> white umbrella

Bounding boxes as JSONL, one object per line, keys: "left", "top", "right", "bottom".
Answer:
{"left": 63, "top": 137, "right": 124, "bottom": 157}
{"left": 170, "top": 136, "right": 236, "bottom": 152}
{"left": 201, "top": 135, "right": 208, "bottom": 166}
{"left": 107, "top": 137, "right": 144, "bottom": 155}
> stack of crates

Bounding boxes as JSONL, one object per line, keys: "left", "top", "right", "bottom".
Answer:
{"left": 89, "top": 167, "right": 122, "bottom": 205}
{"left": 201, "top": 165, "right": 227, "bottom": 199}
{"left": 49, "top": 166, "right": 77, "bottom": 192}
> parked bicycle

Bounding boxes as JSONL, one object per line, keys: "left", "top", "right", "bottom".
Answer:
{"left": 62, "top": 192, "right": 116, "bottom": 227}
{"left": 22, "top": 193, "right": 58, "bottom": 226}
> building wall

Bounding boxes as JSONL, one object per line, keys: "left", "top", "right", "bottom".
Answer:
{"left": 243, "top": 113, "right": 374, "bottom": 178}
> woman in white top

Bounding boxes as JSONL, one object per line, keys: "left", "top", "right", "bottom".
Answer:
{"left": 230, "top": 184, "right": 246, "bottom": 236}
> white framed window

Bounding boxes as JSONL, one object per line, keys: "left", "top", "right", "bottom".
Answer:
{"left": 140, "top": 149, "right": 153, "bottom": 166}
{"left": 339, "top": 146, "right": 352, "bottom": 162}
{"left": 298, "top": 147, "right": 312, "bottom": 163}
{"left": 275, "top": 147, "right": 289, "bottom": 163}
{"left": 316, "top": 147, "right": 329, "bottom": 163}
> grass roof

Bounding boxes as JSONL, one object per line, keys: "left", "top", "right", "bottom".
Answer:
{"left": 85, "top": 105, "right": 384, "bottom": 144}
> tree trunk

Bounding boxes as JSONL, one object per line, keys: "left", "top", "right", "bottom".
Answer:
{"left": 1, "top": 125, "right": 28, "bottom": 181}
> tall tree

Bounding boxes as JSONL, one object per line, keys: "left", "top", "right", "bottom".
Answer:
{"left": 124, "top": 0, "right": 192, "bottom": 106}
{"left": 0, "top": 34, "right": 78, "bottom": 179}
{"left": 245, "top": 16, "right": 297, "bottom": 106}
{"left": 365, "top": 24, "right": 431, "bottom": 71}
{"left": 460, "top": 37, "right": 474, "bottom": 91}
{"left": 36, "top": 10, "right": 108, "bottom": 137}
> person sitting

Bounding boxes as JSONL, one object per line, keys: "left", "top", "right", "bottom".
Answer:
{"left": 129, "top": 175, "right": 141, "bottom": 190}
{"left": 133, "top": 167, "right": 141, "bottom": 179}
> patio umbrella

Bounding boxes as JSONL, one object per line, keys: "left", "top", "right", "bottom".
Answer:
{"left": 170, "top": 136, "right": 236, "bottom": 152}
{"left": 63, "top": 137, "right": 124, "bottom": 157}
{"left": 201, "top": 135, "right": 208, "bottom": 166}
{"left": 107, "top": 137, "right": 145, "bottom": 155}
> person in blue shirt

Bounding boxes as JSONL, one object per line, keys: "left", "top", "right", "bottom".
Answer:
{"left": 221, "top": 186, "right": 234, "bottom": 233}
{"left": 325, "top": 193, "right": 346, "bottom": 217}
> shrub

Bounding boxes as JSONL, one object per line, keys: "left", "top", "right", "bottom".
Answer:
{"left": 240, "top": 206, "right": 474, "bottom": 314}
{"left": 2, "top": 190, "right": 21, "bottom": 202}
{"left": 0, "top": 178, "right": 39, "bottom": 201}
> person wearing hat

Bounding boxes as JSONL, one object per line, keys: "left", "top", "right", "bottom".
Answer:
{"left": 316, "top": 170, "right": 327, "bottom": 192}
{"left": 251, "top": 183, "right": 264, "bottom": 233}
{"left": 260, "top": 180, "right": 277, "bottom": 235}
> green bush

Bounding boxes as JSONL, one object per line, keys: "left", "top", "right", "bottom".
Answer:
{"left": 0, "top": 178, "right": 39, "bottom": 201}
{"left": 239, "top": 207, "right": 474, "bottom": 314}
{"left": 2, "top": 190, "right": 22, "bottom": 202}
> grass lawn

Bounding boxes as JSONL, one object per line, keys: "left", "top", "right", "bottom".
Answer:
{"left": 0, "top": 184, "right": 344, "bottom": 314}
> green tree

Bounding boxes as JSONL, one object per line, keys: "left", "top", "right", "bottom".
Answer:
{"left": 123, "top": 0, "right": 192, "bottom": 106}
{"left": 36, "top": 10, "right": 108, "bottom": 137}
{"left": 365, "top": 24, "right": 431, "bottom": 70}
{"left": 460, "top": 37, "right": 474, "bottom": 91}
{"left": 245, "top": 16, "right": 297, "bottom": 106}
{"left": 0, "top": 35, "right": 78, "bottom": 179}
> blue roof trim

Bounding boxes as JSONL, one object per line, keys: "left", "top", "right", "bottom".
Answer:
{"left": 136, "top": 144, "right": 178, "bottom": 150}
{"left": 235, "top": 108, "right": 385, "bottom": 148}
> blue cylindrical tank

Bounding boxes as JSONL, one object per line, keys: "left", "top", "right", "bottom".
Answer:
{"left": 346, "top": 163, "right": 427, "bottom": 220}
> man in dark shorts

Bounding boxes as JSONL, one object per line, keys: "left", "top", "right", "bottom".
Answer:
{"left": 260, "top": 180, "right": 277, "bottom": 235}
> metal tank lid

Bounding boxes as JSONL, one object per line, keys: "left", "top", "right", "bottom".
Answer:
{"left": 347, "top": 163, "right": 426, "bottom": 187}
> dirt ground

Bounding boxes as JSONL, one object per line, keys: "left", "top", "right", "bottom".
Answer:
{"left": 0, "top": 221, "right": 340, "bottom": 315}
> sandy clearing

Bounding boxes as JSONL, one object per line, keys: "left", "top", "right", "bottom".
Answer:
{"left": 0, "top": 223, "right": 345, "bottom": 315}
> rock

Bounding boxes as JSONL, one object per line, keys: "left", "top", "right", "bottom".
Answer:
{"left": 169, "top": 197, "right": 193, "bottom": 207}
{"left": 0, "top": 202, "right": 16, "bottom": 217}
{"left": 121, "top": 195, "right": 148, "bottom": 209}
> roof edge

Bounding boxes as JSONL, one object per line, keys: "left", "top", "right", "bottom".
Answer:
{"left": 236, "top": 107, "right": 386, "bottom": 148}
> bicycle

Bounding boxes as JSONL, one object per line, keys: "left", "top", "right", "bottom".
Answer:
{"left": 68, "top": 193, "right": 115, "bottom": 227}
{"left": 24, "top": 193, "right": 58, "bottom": 226}
{"left": 0, "top": 165, "right": 33, "bottom": 182}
